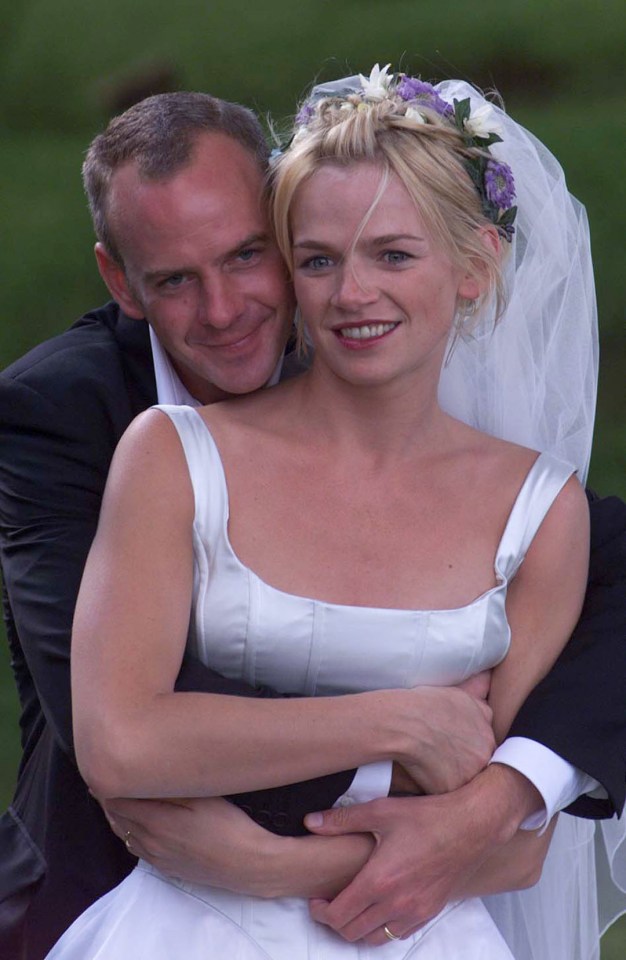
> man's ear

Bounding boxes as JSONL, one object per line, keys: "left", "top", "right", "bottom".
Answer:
{"left": 457, "top": 225, "right": 500, "bottom": 301}
{"left": 94, "top": 243, "right": 145, "bottom": 319}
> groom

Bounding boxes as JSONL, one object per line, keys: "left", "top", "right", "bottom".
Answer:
{"left": 0, "top": 91, "right": 624, "bottom": 958}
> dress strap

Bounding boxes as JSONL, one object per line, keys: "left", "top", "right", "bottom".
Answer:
{"left": 495, "top": 452, "right": 575, "bottom": 581}
{"left": 152, "top": 404, "right": 229, "bottom": 549}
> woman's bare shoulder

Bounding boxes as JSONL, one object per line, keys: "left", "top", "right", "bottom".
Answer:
{"left": 195, "top": 378, "right": 302, "bottom": 445}
{"left": 105, "top": 407, "right": 195, "bottom": 514}
{"left": 448, "top": 416, "right": 540, "bottom": 483}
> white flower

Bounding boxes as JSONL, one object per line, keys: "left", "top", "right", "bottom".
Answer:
{"left": 359, "top": 63, "right": 393, "bottom": 100}
{"left": 405, "top": 106, "right": 426, "bottom": 125}
{"left": 339, "top": 101, "right": 356, "bottom": 114}
{"left": 463, "top": 103, "right": 503, "bottom": 139}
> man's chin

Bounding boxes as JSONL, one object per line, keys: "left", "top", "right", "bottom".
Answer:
{"left": 192, "top": 364, "right": 282, "bottom": 405}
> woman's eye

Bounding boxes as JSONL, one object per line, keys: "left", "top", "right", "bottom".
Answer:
{"left": 382, "top": 250, "right": 411, "bottom": 265}
{"left": 301, "top": 255, "right": 333, "bottom": 270}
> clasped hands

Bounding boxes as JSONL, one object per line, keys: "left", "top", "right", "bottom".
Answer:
{"left": 101, "top": 674, "right": 508, "bottom": 947}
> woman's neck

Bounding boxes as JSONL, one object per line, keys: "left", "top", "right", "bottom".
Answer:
{"left": 289, "top": 359, "right": 454, "bottom": 465}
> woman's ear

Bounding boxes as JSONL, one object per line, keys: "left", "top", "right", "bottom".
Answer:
{"left": 457, "top": 225, "right": 500, "bottom": 301}
{"left": 94, "top": 243, "right": 145, "bottom": 319}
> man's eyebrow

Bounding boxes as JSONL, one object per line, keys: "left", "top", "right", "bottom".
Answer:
{"left": 144, "top": 267, "right": 189, "bottom": 283}
{"left": 228, "top": 232, "right": 270, "bottom": 256}
{"left": 143, "top": 233, "right": 271, "bottom": 282}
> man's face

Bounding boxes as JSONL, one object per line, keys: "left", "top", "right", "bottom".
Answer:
{"left": 98, "top": 133, "right": 294, "bottom": 404}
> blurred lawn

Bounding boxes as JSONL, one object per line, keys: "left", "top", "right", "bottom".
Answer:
{"left": 0, "top": 1, "right": 624, "bottom": 952}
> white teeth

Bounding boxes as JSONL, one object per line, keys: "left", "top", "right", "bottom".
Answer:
{"left": 339, "top": 323, "right": 397, "bottom": 340}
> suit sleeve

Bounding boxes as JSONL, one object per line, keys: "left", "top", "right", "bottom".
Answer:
{"left": 0, "top": 373, "right": 354, "bottom": 836}
{"left": 508, "top": 494, "right": 626, "bottom": 818}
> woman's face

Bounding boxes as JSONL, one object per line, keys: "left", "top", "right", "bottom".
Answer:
{"left": 290, "top": 161, "right": 480, "bottom": 390}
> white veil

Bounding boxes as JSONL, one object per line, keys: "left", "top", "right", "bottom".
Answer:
{"left": 305, "top": 75, "right": 622, "bottom": 959}
{"left": 435, "top": 80, "right": 598, "bottom": 484}
{"left": 433, "top": 80, "right": 625, "bottom": 960}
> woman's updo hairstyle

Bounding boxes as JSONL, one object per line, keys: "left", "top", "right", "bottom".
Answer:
{"left": 271, "top": 68, "right": 517, "bottom": 321}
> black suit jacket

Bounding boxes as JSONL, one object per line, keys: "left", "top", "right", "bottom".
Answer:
{"left": 0, "top": 303, "right": 352, "bottom": 958}
{"left": 1, "top": 302, "right": 625, "bottom": 958}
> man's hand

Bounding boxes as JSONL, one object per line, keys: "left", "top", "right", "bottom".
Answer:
{"left": 395, "top": 672, "right": 495, "bottom": 795}
{"left": 101, "top": 795, "right": 282, "bottom": 895}
{"left": 304, "top": 764, "right": 543, "bottom": 946}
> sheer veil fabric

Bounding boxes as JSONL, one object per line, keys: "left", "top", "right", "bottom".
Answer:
{"left": 435, "top": 80, "right": 598, "bottom": 486}
{"left": 307, "top": 75, "right": 622, "bottom": 958}
{"left": 434, "top": 80, "right": 625, "bottom": 955}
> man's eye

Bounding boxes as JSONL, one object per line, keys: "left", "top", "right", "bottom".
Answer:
{"left": 161, "top": 274, "right": 186, "bottom": 288}
{"left": 236, "top": 248, "right": 260, "bottom": 263}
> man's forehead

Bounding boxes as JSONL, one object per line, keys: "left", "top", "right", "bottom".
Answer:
{"left": 115, "top": 132, "right": 264, "bottom": 192}
{"left": 112, "top": 152, "right": 264, "bottom": 235}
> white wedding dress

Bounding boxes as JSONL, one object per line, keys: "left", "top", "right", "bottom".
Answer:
{"left": 47, "top": 405, "right": 598, "bottom": 960}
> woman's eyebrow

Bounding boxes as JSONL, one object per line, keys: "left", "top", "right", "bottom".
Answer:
{"left": 292, "top": 239, "right": 331, "bottom": 250}
{"left": 371, "top": 233, "right": 426, "bottom": 245}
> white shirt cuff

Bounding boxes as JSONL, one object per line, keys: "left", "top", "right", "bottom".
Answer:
{"left": 334, "top": 761, "right": 392, "bottom": 808}
{"left": 491, "top": 737, "right": 602, "bottom": 832}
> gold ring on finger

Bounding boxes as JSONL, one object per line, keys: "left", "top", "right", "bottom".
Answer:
{"left": 383, "top": 924, "right": 401, "bottom": 941}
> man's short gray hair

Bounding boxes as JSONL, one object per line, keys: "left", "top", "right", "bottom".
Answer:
{"left": 83, "top": 91, "right": 270, "bottom": 264}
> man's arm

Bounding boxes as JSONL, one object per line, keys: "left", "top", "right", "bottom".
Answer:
{"left": 304, "top": 764, "right": 549, "bottom": 945}
{"left": 508, "top": 493, "right": 626, "bottom": 818}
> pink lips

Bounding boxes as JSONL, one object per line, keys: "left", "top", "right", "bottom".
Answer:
{"left": 333, "top": 321, "right": 399, "bottom": 349}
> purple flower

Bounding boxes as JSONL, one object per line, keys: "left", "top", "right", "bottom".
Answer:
{"left": 396, "top": 76, "right": 453, "bottom": 117}
{"left": 397, "top": 76, "right": 435, "bottom": 100}
{"left": 484, "top": 160, "right": 516, "bottom": 209}
{"left": 498, "top": 221, "right": 516, "bottom": 242}
{"left": 296, "top": 102, "right": 315, "bottom": 125}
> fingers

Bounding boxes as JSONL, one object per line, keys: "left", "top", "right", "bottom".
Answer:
{"left": 102, "top": 798, "right": 188, "bottom": 860}
{"left": 306, "top": 798, "right": 450, "bottom": 945}
{"left": 309, "top": 852, "right": 394, "bottom": 938}
{"left": 103, "top": 813, "right": 145, "bottom": 860}
{"left": 103, "top": 796, "right": 178, "bottom": 824}
{"left": 310, "top": 875, "right": 431, "bottom": 945}
{"left": 305, "top": 798, "right": 382, "bottom": 836}
{"left": 311, "top": 896, "right": 388, "bottom": 943}
{"left": 458, "top": 670, "right": 491, "bottom": 701}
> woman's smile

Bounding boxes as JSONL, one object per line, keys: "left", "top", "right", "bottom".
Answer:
{"left": 334, "top": 321, "right": 400, "bottom": 346}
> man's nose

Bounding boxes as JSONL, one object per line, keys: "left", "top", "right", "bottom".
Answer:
{"left": 199, "top": 276, "right": 244, "bottom": 329}
{"left": 330, "top": 263, "right": 378, "bottom": 311}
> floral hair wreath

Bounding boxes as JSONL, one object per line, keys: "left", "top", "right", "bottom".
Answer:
{"left": 293, "top": 64, "right": 517, "bottom": 242}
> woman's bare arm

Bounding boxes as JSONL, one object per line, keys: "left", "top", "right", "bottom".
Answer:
{"left": 459, "top": 473, "right": 590, "bottom": 895}
{"left": 72, "top": 409, "right": 488, "bottom": 800}
{"left": 489, "top": 473, "right": 590, "bottom": 743}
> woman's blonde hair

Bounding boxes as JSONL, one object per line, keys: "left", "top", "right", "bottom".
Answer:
{"left": 271, "top": 92, "right": 506, "bottom": 322}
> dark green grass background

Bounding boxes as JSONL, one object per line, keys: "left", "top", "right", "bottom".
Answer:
{"left": 0, "top": 2, "right": 624, "bottom": 951}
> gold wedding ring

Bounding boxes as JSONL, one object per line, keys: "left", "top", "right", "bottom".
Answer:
{"left": 383, "top": 924, "right": 401, "bottom": 941}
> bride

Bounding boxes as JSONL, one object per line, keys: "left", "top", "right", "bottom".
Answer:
{"left": 47, "top": 69, "right": 600, "bottom": 958}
